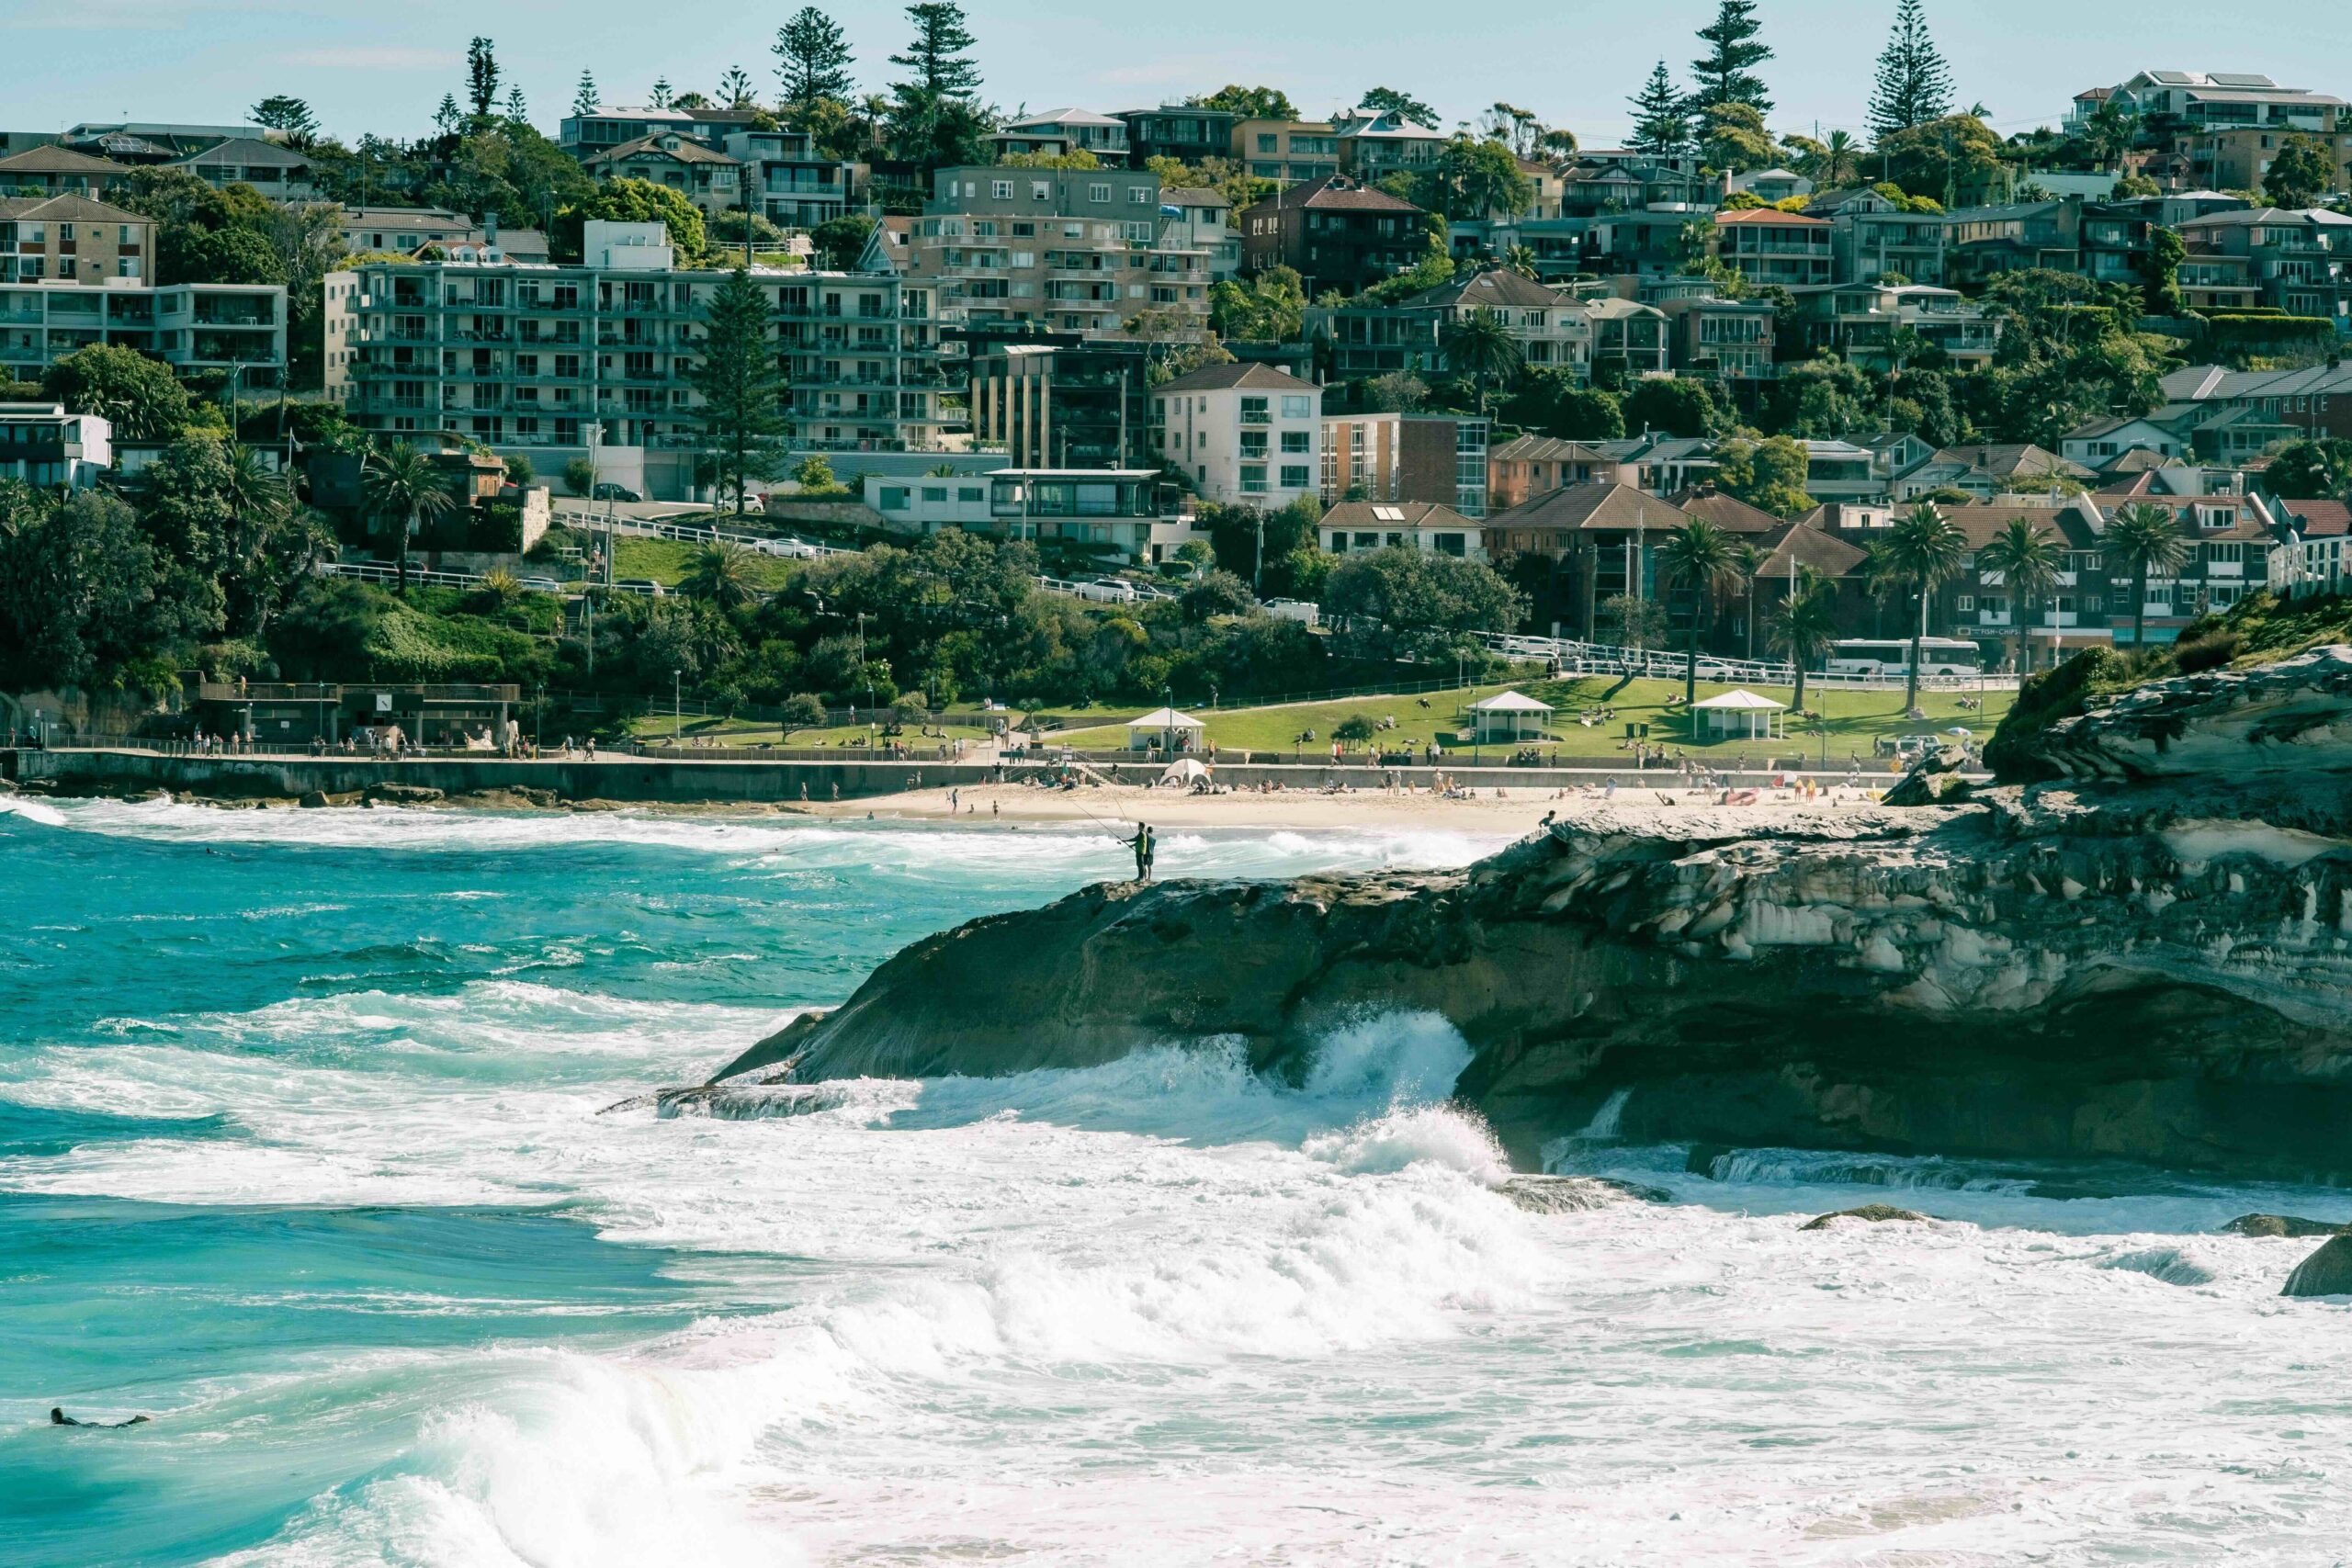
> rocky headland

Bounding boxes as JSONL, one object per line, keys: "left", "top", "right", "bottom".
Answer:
{"left": 714, "top": 647, "right": 2352, "bottom": 1183}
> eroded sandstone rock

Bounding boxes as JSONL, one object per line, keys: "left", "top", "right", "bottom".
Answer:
{"left": 2281, "top": 1234, "right": 2352, "bottom": 1296}
{"left": 1799, "top": 1204, "right": 1928, "bottom": 1230}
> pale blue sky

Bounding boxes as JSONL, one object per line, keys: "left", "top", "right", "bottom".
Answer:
{"left": 7, "top": 0, "right": 2341, "bottom": 149}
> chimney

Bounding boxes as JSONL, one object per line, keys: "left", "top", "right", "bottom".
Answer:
{"left": 483, "top": 211, "right": 499, "bottom": 247}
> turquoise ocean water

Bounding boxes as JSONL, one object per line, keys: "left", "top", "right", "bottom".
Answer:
{"left": 5, "top": 797, "right": 2351, "bottom": 1565}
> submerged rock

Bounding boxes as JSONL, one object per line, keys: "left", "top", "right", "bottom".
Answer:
{"left": 1799, "top": 1204, "right": 1928, "bottom": 1230}
{"left": 2222, "top": 1213, "right": 2349, "bottom": 1238}
{"left": 362, "top": 783, "right": 444, "bottom": 806}
{"left": 1496, "top": 1176, "right": 1673, "bottom": 1213}
{"left": 2281, "top": 1234, "right": 2352, "bottom": 1297}
{"left": 297, "top": 790, "right": 330, "bottom": 809}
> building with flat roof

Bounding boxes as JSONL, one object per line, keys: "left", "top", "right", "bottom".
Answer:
{"left": 328, "top": 221, "right": 952, "bottom": 501}
{"left": 0, "top": 401, "right": 110, "bottom": 488}
{"left": 1235, "top": 175, "right": 1427, "bottom": 297}
{"left": 169, "top": 137, "right": 317, "bottom": 201}
{"left": 1323, "top": 412, "right": 1492, "bottom": 516}
{"left": 0, "top": 276, "right": 285, "bottom": 388}
{"left": 865, "top": 467, "right": 1199, "bottom": 563}
{"left": 1155, "top": 361, "right": 1323, "bottom": 509}
{"left": 961, "top": 330, "right": 1152, "bottom": 469}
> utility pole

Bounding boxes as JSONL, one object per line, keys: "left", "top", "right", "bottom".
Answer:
{"left": 673, "top": 670, "right": 682, "bottom": 740}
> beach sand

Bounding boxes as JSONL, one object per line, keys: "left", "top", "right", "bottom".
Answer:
{"left": 806, "top": 779, "right": 1896, "bottom": 834}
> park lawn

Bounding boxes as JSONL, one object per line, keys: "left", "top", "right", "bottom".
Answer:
{"left": 1047, "top": 675, "right": 2012, "bottom": 757}
{"left": 611, "top": 536, "right": 800, "bottom": 591}
{"left": 624, "top": 712, "right": 999, "bottom": 746}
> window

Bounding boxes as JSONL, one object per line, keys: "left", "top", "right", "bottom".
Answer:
{"left": 1280, "top": 465, "right": 1311, "bottom": 488}
{"left": 1281, "top": 431, "right": 1311, "bottom": 453}
{"left": 1088, "top": 183, "right": 1112, "bottom": 204}
{"left": 1955, "top": 595, "right": 1974, "bottom": 611}
{"left": 1238, "top": 396, "right": 1270, "bottom": 425}
{"left": 879, "top": 487, "right": 910, "bottom": 511}
{"left": 958, "top": 486, "right": 983, "bottom": 502}
{"left": 1031, "top": 181, "right": 1051, "bottom": 201}
{"left": 1240, "top": 432, "right": 1269, "bottom": 458}
{"left": 1129, "top": 186, "right": 1150, "bottom": 204}
{"left": 1240, "top": 465, "right": 1269, "bottom": 493}
{"left": 1281, "top": 395, "right": 1312, "bottom": 418}
{"left": 1257, "top": 133, "right": 1278, "bottom": 152}
{"left": 922, "top": 486, "right": 948, "bottom": 502}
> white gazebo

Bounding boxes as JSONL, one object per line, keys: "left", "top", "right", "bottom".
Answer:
{"left": 1467, "top": 690, "right": 1555, "bottom": 743}
{"left": 1691, "top": 688, "right": 1787, "bottom": 739}
{"left": 1126, "top": 707, "right": 1206, "bottom": 752}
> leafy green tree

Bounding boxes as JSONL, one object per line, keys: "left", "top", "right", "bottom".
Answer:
{"left": 1767, "top": 570, "right": 1840, "bottom": 713}
{"left": 1866, "top": 0, "right": 1952, "bottom": 140}
{"left": 1975, "top": 516, "right": 2062, "bottom": 671}
{"left": 505, "top": 85, "right": 529, "bottom": 123}
{"left": 1872, "top": 113, "right": 2003, "bottom": 203}
{"left": 1357, "top": 87, "right": 1439, "bottom": 126}
{"left": 573, "top": 70, "right": 601, "bottom": 118}
{"left": 435, "top": 95, "right": 464, "bottom": 137}
{"left": 775, "top": 6, "right": 856, "bottom": 111}
{"left": 2264, "top": 437, "right": 2352, "bottom": 501}
{"left": 688, "top": 269, "right": 788, "bottom": 515}
{"left": 681, "top": 543, "right": 761, "bottom": 610}
{"left": 1766, "top": 357, "right": 1875, "bottom": 438}
{"left": 2263, "top": 134, "right": 2336, "bottom": 210}
{"left": 0, "top": 487, "right": 176, "bottom": 694}
{"left": 794, "top": 453, "right": 841, "bottom": 492}
{"left": 1622, "top": 377, "right": 1721, "bottom": 438}
{"left": 809, "top": 212, "right": 876, "bottom": 270}
{"left": 1699, "top": 103, "right": 1777, "bottom": 174}
{"left": 555, "top": 176, "right": 707, "bottom": 261}
{"left": 1715, "top": 434, "right": 1815, "bottom": 517}
{"left": 362, "top": 442, "right": 459, "bottom": 592}
{"left": 1208, "top": 266, "right": 1306, "bottom": 342}
{"left": 1441, "top": 309, "right": 1523, "bottom": 415}
{"left": 2142, "top": 224, "right": 2186, "bottom": 315}
{"left": 1192, "top": 85, "right": 1296, "bottom": 119}
{"left": 250, "top": 96, "right": 319, "bottom": 146}
{"left": 1499, "top": 372, "right": 1623, "bottom": 440}
{"left": 1181, "top": 570, "right": 1255, "bottom": 622}
{"left": 650, "top": 77, "right": 673, "bottom": 110}
{"left": 42, "top": 344, "right": 195, "bottom": 440}
{"left": 466, "top": 38, "right": 502, "bottom": 122}
{"left": 562, "top": 457, "right": 597, "bottom": 495}
{"left": 1429, "top": 136, "right": 1532, "bottom": 220}
{"left": 718, "top": 66, "right": 760, "bottom": 109}
{"left": 2106, "top": 501, "right": 2188, "bottom": 652}
{"left": 1689, "top": 0, "right": 1773, "bottom": 116}
{"left": 1657, "top": 519, "right": 1743, "bottom": 711}
{"left": 1870, "top": 502, "right": 1968, "bottom": 708}
{"left": 888, "top": 2, "right": 986, "bottom": 171}
{"left": 1629, "top": 62, "right": 1692, "bottom": 158}
{"left": 1322, "top": 547, "right": 1526, "bottom": 661}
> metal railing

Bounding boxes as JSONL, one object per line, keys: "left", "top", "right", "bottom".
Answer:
{"left": 1465, "top": 633, "right": 2020, "bottom": 693}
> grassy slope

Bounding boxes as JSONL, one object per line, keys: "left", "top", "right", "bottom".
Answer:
{"left": 1049, "top": 676, "right": 2013, "bottom": 758}
{"left": 611, "top": 536, "right": 801, "bottom": 591}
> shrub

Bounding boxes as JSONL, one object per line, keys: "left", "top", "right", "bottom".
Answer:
{"left": 504, "top": 454, "right": 536, "bottom": 488}
{"left": 2172, "top": 629, "right": 2244, "bottom": 674}
{"left": 780, "top": 692, "right": 828, "bottom": 730}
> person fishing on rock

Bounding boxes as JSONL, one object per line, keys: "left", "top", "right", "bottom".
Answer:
{"left": 1125, "top": 822, "right": 1156, "bottom": 883}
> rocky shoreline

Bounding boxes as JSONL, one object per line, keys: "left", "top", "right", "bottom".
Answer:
{"left": 712, "top": 647, "right": 2352, "bottom": 1187}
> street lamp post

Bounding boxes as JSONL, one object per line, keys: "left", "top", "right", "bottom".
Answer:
{"left": 673, "top": 670, "right": 682, "bottom": 741}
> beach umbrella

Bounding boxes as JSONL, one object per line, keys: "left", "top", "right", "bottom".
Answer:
{"left": 1946, "top": 727, "right": 1973, "bottom": 737}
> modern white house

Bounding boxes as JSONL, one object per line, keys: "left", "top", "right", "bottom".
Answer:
{"left": 0, "top": 401, "right": 109, "bottom": 488}
{"left": 1153, "top": 362, "right": 1323, "bottom": 509}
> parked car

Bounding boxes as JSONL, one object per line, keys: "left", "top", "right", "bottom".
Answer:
{"left": 590, "top": 482, "right": 641, "bottom": 502}
{"left": 1075, "top": 577, "right": 1138, "bottom": 604}
{"left": 616, "top": 578, "right": 665, "bottom": 597}
{"left": 753, "top": 537, "right": 820, "bottom": 558}
{"left": 1263, "top": 598, "right": 1320, "bottom": 626}
{"left": 519, "top": 576, "right": 564, "bottom": 593}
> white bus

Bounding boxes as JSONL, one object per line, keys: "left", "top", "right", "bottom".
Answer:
{"left": 1826, "top": 637, "right": 1984, "bottom": 677}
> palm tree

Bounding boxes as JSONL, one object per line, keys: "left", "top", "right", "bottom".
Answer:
{"left": 680, "top": 541, "right": 758, "bottom": 611}
{"left": 2106, "top": 501, "right": 2188, "bottom": 654}
{"left": 1768, "top": 570, "right": 1840, "bottom": 716}
{"left": 1503, "top": 244, "right": 1541, "bottom": 280}
{"left": 1656, "top": 518, "right": 1744, "bottom": 720}
{"left": 1975, "top": 517, "right": 2064, "bottom": 674}
{"left": 1441, "top": 308, "right": 1523, "bottom": 417}
{"left": 1820, "top": 130, "right": 1858, "bottom": 189}
{"left": 220, "top": 444, "right": 292, "bottom": 633}
{"left": 1870, "top": 502, "right": 1971, "bottom": 713}
{"left": 361, "top": 442, "right": 458, "bottom": 593}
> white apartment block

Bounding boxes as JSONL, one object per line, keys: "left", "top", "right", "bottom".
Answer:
{"left": 1154, "top": 363, "right": 1322, "bottom": 508}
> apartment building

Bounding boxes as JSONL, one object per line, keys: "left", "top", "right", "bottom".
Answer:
{"left": 1236, "top": 176, "right": 1426, "bottom": 296}
{"left": 0, "top": 402, "right": 110, "bottom": 489}
{"left": 2176, "top": 208, "right": 2352, "bottom": 320}
{"left": 2077, "top": 71, "right": 2344, "bottom": 138}
{"left": 1485, "top": 434, "right": 1639, "bottom": 510}
{"left": 1318, "top": 500, "right": 1485, "bottom": 560}
{"left": 1161, "top": 186, "right": 1241, "bottom": 279}
{"left": 891, "top": 166, "right": 1210, "bottom": 342}
{"left": 1810, "top": 186, "right": 1948, "bottom": 286}
{"left": 865, "top": 467, "right": 1196, "bottom": 563}
{"left": 1788, "top": 282, "right": 1998, "bottom": 369}
{"left": 0, "top": 196, "right": 152, "bottom": 285}
{"left": 718, "top": 130, "right": 857, "bottom": 229}
{"left": 1322, "top": 412, "right": 1492, "bottom": 516}
{"left": 962, "top": 331, "right": 1153, "bottom": 468}
{"left": 1714, "top": 209, "right": 1834, "bottom": 288}
{"left": 328, "top": 221, "right": 950, "bottom": 502}
{"left": 1332, "top": 107, "right": 1444, "bottom": 182}
{"left": 1582, "top": 295, "right": 1671, "bottom": 376}
{"left": 0, "top": 279, "right": 285, "bottom": 387}
{"left": 1942, "top": 199, "right": 2083, "bottom": 288}
{"left": 1657, "top": 290, "right": 1777, "bottom": 385}
{"left": 1231, "top": 119, "right": 1340, "bottom": 185}
{"left": 558, "top": 104, "right": 764, "bottom": 156}
{"left": 170, "top": 137, "right": 317, "bottom": 200}
{"left": 583, "top": 135, "right": 743, "bottom": 220}
{"left": 989, "top": 110, "right": 1128, "bottom": 162}
{"left": 1319, "top": 267, "right": 1591, "bottom": 381}
{"left": 1154, "top": 362, "right": 1322, "bottom": 508}
{"left": 1116, "top": 107, "right": 1238, "bottom": 169}
{"left": 0, "top": 145, "right": 122, "bottom": 198}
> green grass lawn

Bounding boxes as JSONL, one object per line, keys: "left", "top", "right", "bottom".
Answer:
{"left": 610, "top": 536, "right": 802, "bottom": 591}
{"left": 1049, "top": 676, "right": 2012, "bottom": 758}
{"left": 624, "top": 712, "right": 1000, "bottom": 747}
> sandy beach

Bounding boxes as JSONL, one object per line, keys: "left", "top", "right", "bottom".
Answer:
{"left": 806, "top": 778, "right": 1897, "bottom": 833}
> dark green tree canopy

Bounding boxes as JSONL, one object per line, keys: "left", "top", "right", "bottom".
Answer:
{"left": 1629, "top": 62, "right": 1692, "bottom": 157}
{"left": 1689, "top": 0, "right": 1773, "bottom": 116}
{"left": 1356, "top": 86, "right": 1439, "bottom": 126}
{"left": 1866, "top": 0, "right": 1952, "bottom": 141}
{"left": 1192, "top": 85, "right": 1297, "bottom": 120}
{"left": 775, "top": 6, "right": 856, "bottom": 110}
